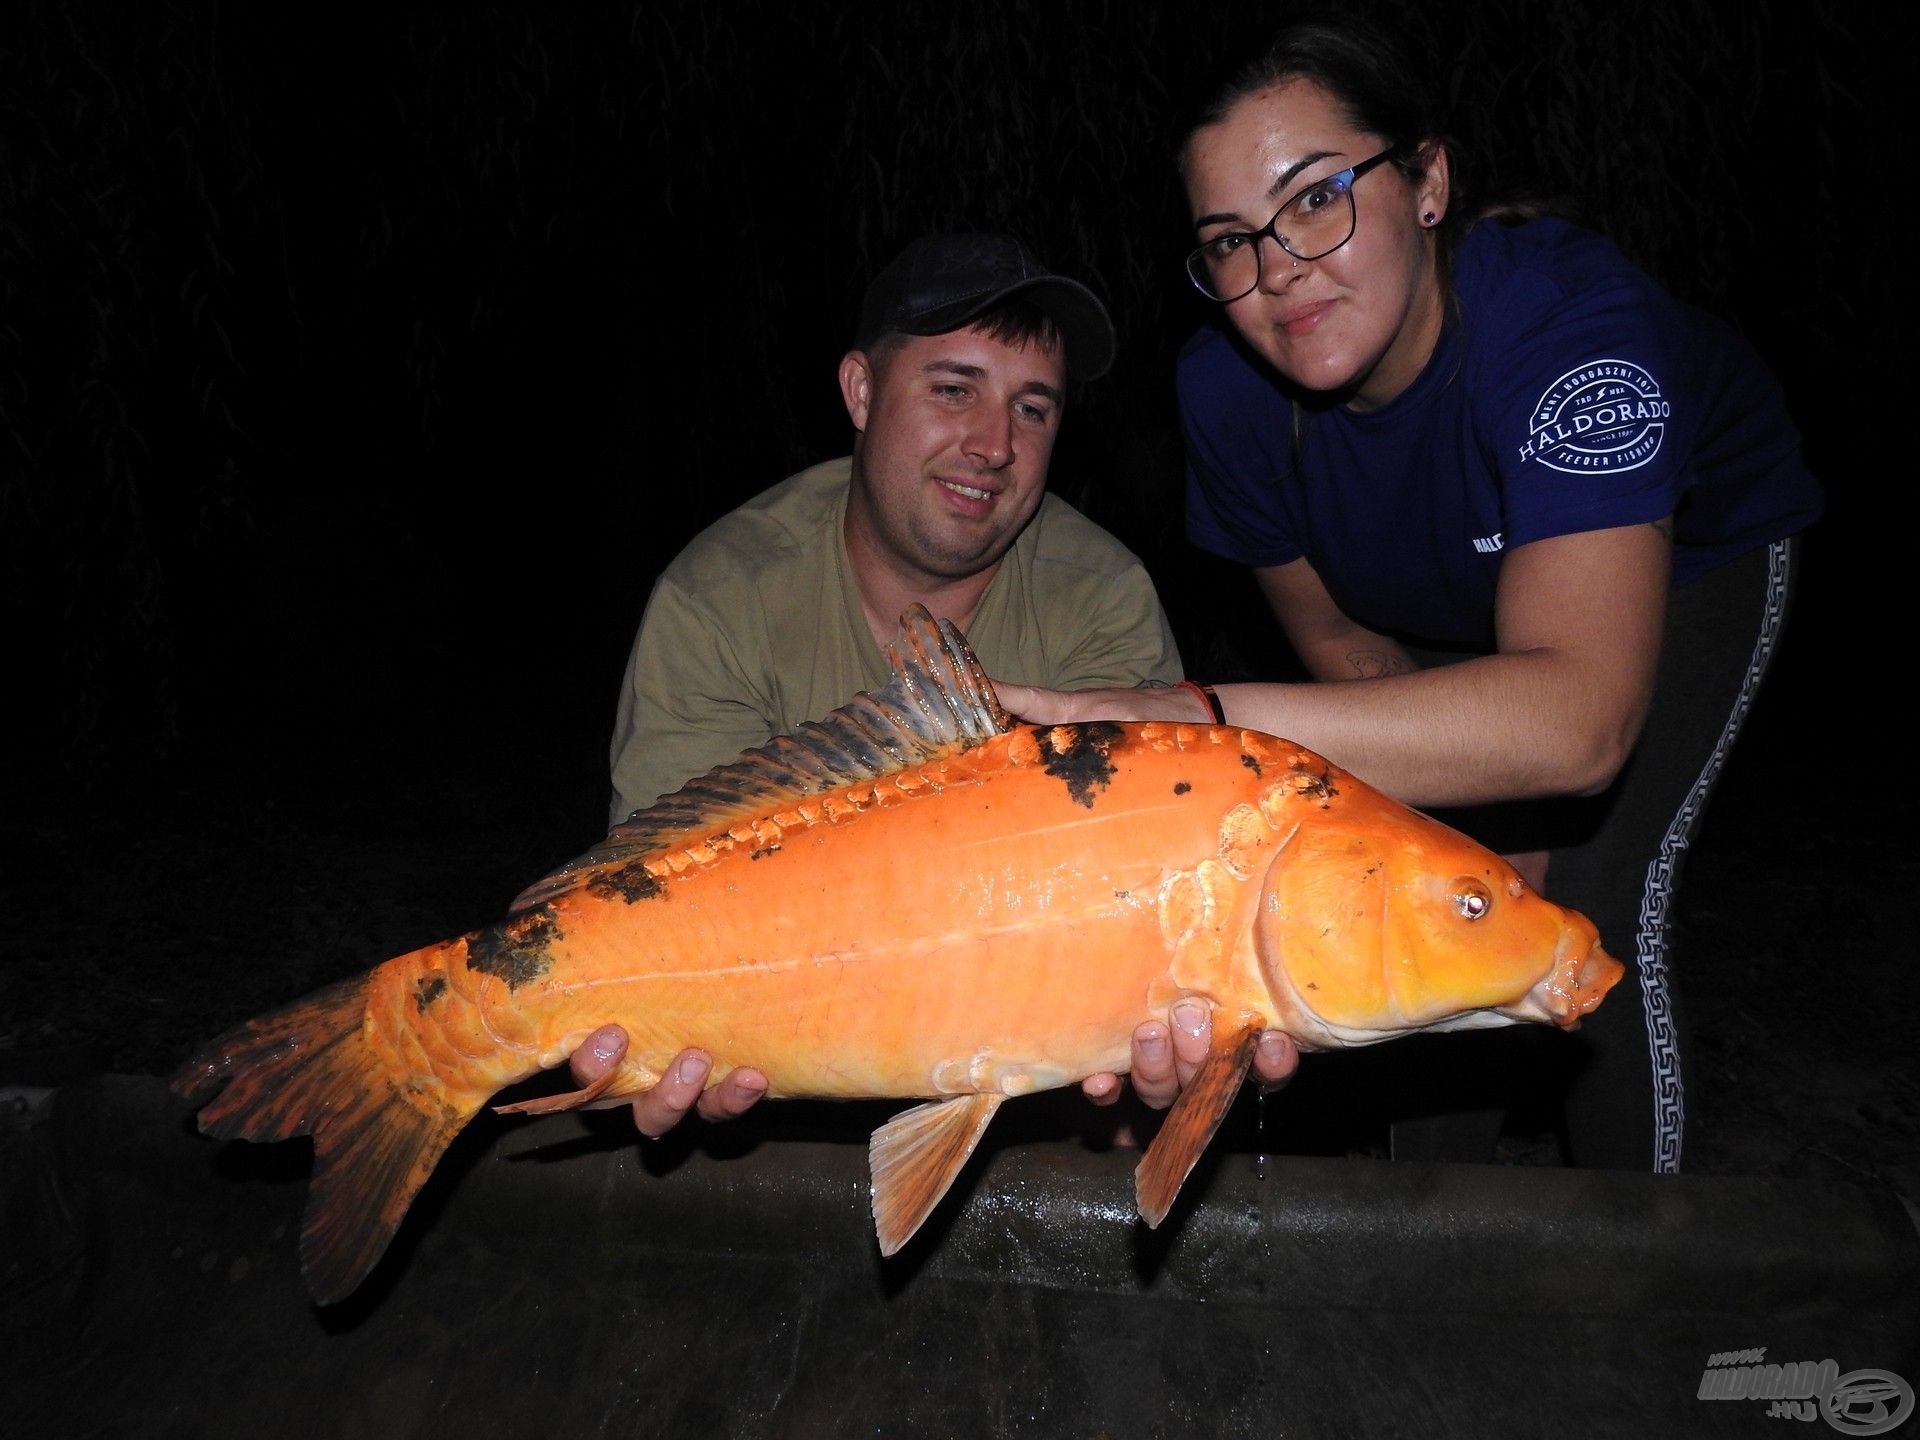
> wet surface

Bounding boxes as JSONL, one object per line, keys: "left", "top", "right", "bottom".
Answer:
{"left": 7, "top": 1075, "right": 1916, "bottom": 1439}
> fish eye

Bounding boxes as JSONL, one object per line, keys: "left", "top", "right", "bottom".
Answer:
{"left": 1451, "top": 879, "right": 1492, "bottom": 920}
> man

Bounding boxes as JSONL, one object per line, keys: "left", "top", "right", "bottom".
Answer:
{"left": 579, "top": 231, "right": 1297, "bottom": 1137}
{"left": 606, "top": 230, "right": 1181, "bottom": 825}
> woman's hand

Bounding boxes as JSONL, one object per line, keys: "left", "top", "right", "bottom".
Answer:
{"left": 567, "top": 1026, "right": 769, "bottom": 1139}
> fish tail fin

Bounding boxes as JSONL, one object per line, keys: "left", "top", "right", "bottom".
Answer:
{"left": 170, "top": 971, "right": 478, "bottom": 1305}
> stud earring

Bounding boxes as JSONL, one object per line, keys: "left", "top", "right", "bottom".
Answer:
{"left": 1422, "top": 211, "right": 1437, "bottom": 226}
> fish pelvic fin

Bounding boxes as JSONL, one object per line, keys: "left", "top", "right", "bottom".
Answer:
{"left": 869, "top": 1092, "right": 1007, "bottom": 1257}
{"left": 1134, "top": 1022, "right": 1262, "bottom": 1230}
{"left": 511, "top": 603, "right": 1010, "bottom": 913}
{"left": 169, "top": 972, "right": 479, "bottom": 1306}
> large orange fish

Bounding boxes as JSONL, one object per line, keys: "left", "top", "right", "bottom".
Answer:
{"left": 172, "top": 606, "right": 1622, "bottom": 1305}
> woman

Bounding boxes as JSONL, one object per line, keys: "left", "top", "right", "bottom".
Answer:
{"left": 998, "top": 18, "right": 1822, "bottom": 1173}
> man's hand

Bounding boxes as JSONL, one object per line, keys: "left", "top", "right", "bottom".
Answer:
{"left": 1079, "top": 1000, "right": 1298, "bottom": 1109}
{"left": 568, "top": 1025, "right": 769, "bottom": 1139}
{"left": 569, "top": 1005, "right": 1296, "bottom": 1141}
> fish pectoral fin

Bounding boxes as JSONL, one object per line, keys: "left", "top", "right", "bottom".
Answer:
{"left": 1134, "top": 1024, "right": 1261, "bottom": 1230}
{"left": 869, "top": 1093, "right": 1006, "bottom": 1257}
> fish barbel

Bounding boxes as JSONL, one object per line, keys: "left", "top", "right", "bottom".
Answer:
{"left": 172, "top": 606, "right": 1623, "bottom": 1304}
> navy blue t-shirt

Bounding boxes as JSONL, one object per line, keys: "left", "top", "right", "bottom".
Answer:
{"left": 1180, "top": 218, "right": 1823, "bottom": 648}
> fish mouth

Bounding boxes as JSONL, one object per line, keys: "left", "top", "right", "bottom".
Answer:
{"left": 1506, "top": 927, "right": 1626, "bottom": 1030}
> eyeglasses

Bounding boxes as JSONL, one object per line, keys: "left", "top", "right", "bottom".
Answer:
{"left": 1185, "top": 145, "right": 1408, "bottom": 303}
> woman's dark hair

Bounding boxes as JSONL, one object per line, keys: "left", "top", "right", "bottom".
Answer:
{"left": 1180, "top": 15, "right": 1467, "bottom": 272}
{"left": 1179, "top": 14, "right": 1577, "bottom": 312}
{"left": 1184, "top": 17, "right": 1439, "bottom": 169}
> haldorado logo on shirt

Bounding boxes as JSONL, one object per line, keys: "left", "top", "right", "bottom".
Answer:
{"left": 1518, "top": 358, "right": 1669, "bottom": 474}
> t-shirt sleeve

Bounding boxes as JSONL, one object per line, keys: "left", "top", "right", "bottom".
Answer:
{"left": 606, "top": 575, "right": 780, "bottom": 828}
{"left": 1484, "top": 268, "right": 1697, "bottom": 548}
{"left": 1050, "top": 561, "right": 1185, "bottom": 689}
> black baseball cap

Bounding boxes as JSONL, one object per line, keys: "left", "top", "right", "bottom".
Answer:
{"left": 853, "top": 232, "right": 1117, "bottom": 382}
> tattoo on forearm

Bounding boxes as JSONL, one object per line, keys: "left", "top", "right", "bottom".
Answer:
{"left": 1345, "top": 649, "right": 1413, "bottom": 679}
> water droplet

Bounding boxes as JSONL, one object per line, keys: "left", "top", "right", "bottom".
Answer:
{"left": 1255, "top": 1089, "right": 1268, "bottom": 1181}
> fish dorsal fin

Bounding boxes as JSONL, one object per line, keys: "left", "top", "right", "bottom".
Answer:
{"left": 510, "top": 604, "right": 1010, "bottom": 913}
{"left": 869, "top": 1093, "right": 1007, "bottom": 1257}
{"left": 1134, "top": 1022, "right": 1261, "bottom": 1230}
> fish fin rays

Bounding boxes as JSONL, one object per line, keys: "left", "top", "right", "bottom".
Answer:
{"left": 869, "top": 1092, "right": 1007, "bottom": 1257}
{"left": 511, "top": 604, "right": 1011, "bottom": 912}
{"left": 492, "top": 1065, "right": 624, "bottom": 1116}
{"left": 1135, "top": 1024, "right": 1261, "bottom": 1230}
{"left": 169, "top": 973, "right": 481, "bottom": 1306}
{"left": 495, "top": 1059, "right": 663, "bottom": 1116}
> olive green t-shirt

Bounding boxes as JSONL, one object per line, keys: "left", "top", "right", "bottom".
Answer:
{"left": 607, "top": 457, "right": 1183, "bottom": 825}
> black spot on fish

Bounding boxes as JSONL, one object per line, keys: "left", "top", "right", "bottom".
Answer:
{"left": 587, "top": 860, "right": 665, "bottom": 903}
{"left": 1033, "top": 722, "right": 1126, "bottom": 809}
{"left": 467, "top": 910, "right": 563, "bottom": 990}
{"left": 1173, "top": 781, "right": 1191, "bottom": 795}
{"left": 413, "top": 976, "right": 447, "bottom": 1013}
{"left": 1114, "top": 889, "right": 1131, "bottom": 901}
{"left": 750, "top": 845, "right": 779, "bottom": 860}
{"left": 1240, "top": 752, "right": 1263, "bottom": 777}
{"left": 1290, "top": 766, "right": 1339, "bottom": 804}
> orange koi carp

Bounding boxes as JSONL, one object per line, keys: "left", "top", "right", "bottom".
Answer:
{"left": 172, "top": 607, "right": 1622, "bottom": 1304}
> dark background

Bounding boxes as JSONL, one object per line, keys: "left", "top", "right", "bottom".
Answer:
{"left": 3, "top": 0, "right": 1913, "bottom": 1199}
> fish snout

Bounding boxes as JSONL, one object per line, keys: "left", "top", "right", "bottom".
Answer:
{"left": 1503, "top": 926, "right": 1626, "bottom": 1030}
{"left": 1541, "top": 928, "right": 1625, "bottom": 1029}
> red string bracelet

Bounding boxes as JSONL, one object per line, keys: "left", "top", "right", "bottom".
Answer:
{"left": 1175, "top": 679, "right": 1226, "bottom": 725}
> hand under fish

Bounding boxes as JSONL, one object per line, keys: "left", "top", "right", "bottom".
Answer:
{"left": 570, "top": 1004, "right": 1301, "bottom": 1139}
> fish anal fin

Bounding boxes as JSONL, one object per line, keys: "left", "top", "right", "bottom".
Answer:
{"left": 1134, "top": 1024, "right": 1262, "bottom": 1230}
{"left": 494, "top": 1057, "right": 662, "bottom": 1115}
{"left": 869, "top": 1093, "right": 1006, "bottom": 1257}
{"left": 493, "top": 1061, "right": 627, "bottom": 1117}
